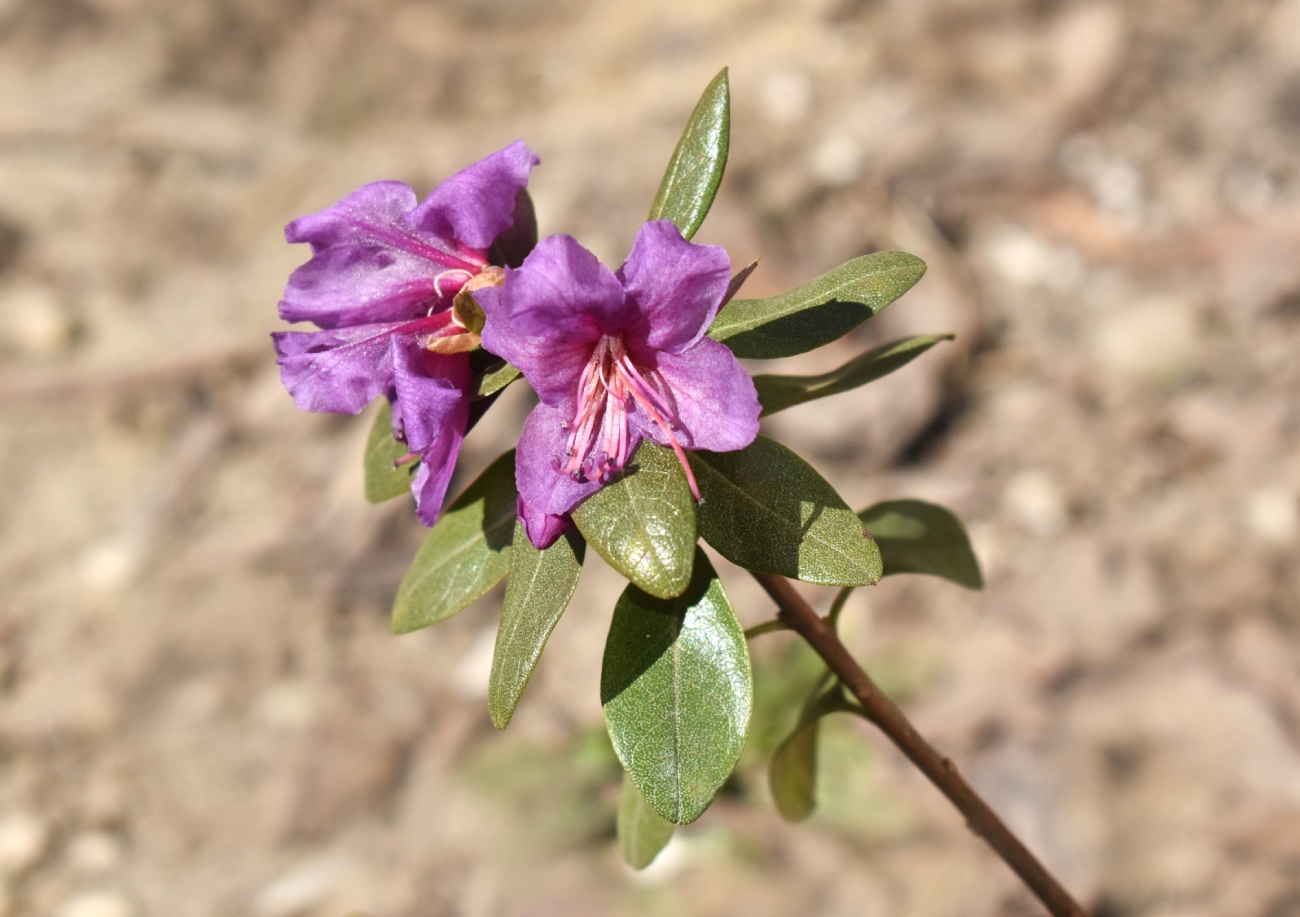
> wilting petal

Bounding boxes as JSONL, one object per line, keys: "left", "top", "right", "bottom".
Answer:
{"left": 517, "top": 496, "right": 572, "bottom": 550}
{"left": 635, "top": 337, "right": 760, "bottom": 453}
{"left": 272, "top": 325, "right": 402, "bottom": 414}
{"left": 411, "top": 141, "right": 541, "bottom": 252}
{"left": 391, "top": 337, "right": 471, "bottom": 454}
{"left": 516, "top": 400, "right": 642, "bottom": 520}
{"left": 411, "top": 404, "right": 468, "bottom": 527}
{"left": 281, "top": 181, "right": 480, "bottom": 329}
{"left": 619, "top": 219, "right": 730, "bottom": 354}
{"left": 479, "top": 235, "right": 627, "bottom": 405}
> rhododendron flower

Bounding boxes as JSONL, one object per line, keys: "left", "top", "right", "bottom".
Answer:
{"left": 272, "top": 141, "right": 539, "bottom": 525}
{"left": 478, "top": 220, "right": 761, "bottom": 548}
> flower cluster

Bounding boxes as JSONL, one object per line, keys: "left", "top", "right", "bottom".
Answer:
{"left": 274, "top": 144, "right": 760, "bottom": 542}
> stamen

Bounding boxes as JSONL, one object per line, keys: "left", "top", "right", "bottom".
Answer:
{"left": 391, "top": 452, "right": 419, "bottom": 469}
{"left": 433, "top": 269, "right": 474, "bottom": 301}
{"left": 555, "top": 334, "right": 702, "bottom": 502}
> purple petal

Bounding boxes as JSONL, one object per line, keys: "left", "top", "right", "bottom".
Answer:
{"left": 515, "top": 400, "right": 642, "bottom": 519}
{"left": 634, "top": 337, "right": 760, "bottom": 453}
{"left": 411, "top": 403, "right": 468, "bottom": 527}
{"left": 271, "top": 325, "right": 401, "bottom": 414}
{"left": 479, "top": 235, "right": 628, "bottom": 405}
{"left": 390, "top": 337, "right": 471, "bottom": 454}
{"left": 410, "top": 141, "right": 541, "bottom": 252}
{"left": 517, "top": 496, "right": 572, "bottom": 550}
{"left": 618, "top": 219, "right": 730, "bottom": 354}
{"left": 280, "top": 181, "right": 480, "bottom": 329}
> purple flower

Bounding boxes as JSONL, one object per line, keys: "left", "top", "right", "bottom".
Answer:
{"left": 478, "top": 220, "right": 761, "bottom": 548}
{"left": 272, "top": 141, "right": 539, "bottom": 525}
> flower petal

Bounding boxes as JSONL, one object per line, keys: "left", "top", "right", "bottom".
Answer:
{"left": 517, "top": 497, "right": 573, "bottom": 550}
{"left": 281, "top": 181, "right": 478, "bottom": 329}
{"left": 410, "top": 141, "right": 541, "bottom": 252}
{"left": 634, "top": 337, "right": 760, "bottom": 453}
{"left": 618, "top": 219, "right": 730, "bottom": 354}
{"left": 516, "top": 400, "right": 642, "bottom": 520}
{"left": 391, "top": 337, "right": 471, "bottom": 454}
{"left": 411, "top": 405, "right": 468, "bottom": 527}
{"left": 479, "top": 235, "right": 627, "bottom": 405}
{"left": 271, "top": 325, "right": 401, "bottom": 414}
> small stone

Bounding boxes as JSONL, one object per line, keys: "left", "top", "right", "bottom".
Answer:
{"left": 811, "top": 136, "right": 863, "bottom": 188}
{"left": 0, "top": 283, "right": 73, "bottom": 355}
{"left": 761, "top": 68, "right": 812, "bottom": 124}
{"left": 0, "top": 812, "right": 48, "bottom": 876}
{"left": 255, "top": 681, "right": 318, "bottom": 731}
{"left": 1090, "top": 293, "right": 1200, "bottom": 384}
{"left": 982, "top": 224, "right": 1084, "bottom": 291}
{"left": 1004, "top": 470, "right": 1067, "bottom": 537}
{"left": 55, "top": 891, "right": 135, "bottom": 917}
{"left": 254, "top": 854, "right": 352, "bottom": 917}
{"left": 66, "top": 831, "right": 123, "bottom": 874}
{"left": 1244, "top": 489, "right": 1297, "bottom": 543}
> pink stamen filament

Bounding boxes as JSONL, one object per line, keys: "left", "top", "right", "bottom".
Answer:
{"left": 555, "top": 336, "right": 702, "bottom": 502}
{"left": 392, "top": 451, "right": 419, "bottom": 468}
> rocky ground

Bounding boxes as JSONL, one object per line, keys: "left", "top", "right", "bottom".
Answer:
{"left": 1, "top": 0, "right": 1299, "bottom": 915}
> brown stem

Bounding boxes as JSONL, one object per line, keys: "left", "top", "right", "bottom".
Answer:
{"left": 753, "top": 573, "right": 1089, "bottom": 917}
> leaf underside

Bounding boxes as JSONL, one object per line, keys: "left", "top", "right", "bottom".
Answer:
{"left": 572, "top": 441, "right": 696, "bottom": 600}
{"left": 488, "top": 523, "right": 586, "bottom": 729}
{"left": 770, "top": 681, "right": 860, "bottom": 822}
{"left": 391, "top": 450, "right": 518, "bottom": 634}
{"left": 601, "top": 548, "right": 752, "bottom": 825}
{"left": 691, "top": 437, "right": 883, "bottom": 586}
{"left": 857, "top": 499, "right": 983, "bottom": 589}
{"left": 647, "top": 67, "right": 730, "bottom": 241}
{"left": 708, "top": 251, "right": 927, "bottom": 359}
{"left": 755, "top": 334, "right": 954, "bottom": 417}
{"left": 617, "top": 773, "right": 676, "bottom": 869}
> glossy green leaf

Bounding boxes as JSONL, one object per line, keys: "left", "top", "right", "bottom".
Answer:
{"left": 472, "top": 360, "right": 521, "bottom": 399}
{"left": 857, "top": 499, "right": 983, "bottom": 589}
{"left": 364, "top": 400, "right": 418, "bottom": 503}
{"left": 572, "top": 441, "right": 696, "bottom": 600}
{"left": 770, "top": 681, "right": 860, "bottom": 822}
{"left": 755, "top": 334, "right": 954, "bottom": 417}
{"left": 391, "top": 450, "right": 517, "bottom": 634}
{"left": 617, "top": 773, "right": 676, "bottom": 869}
{"left": 690, "top": 437, "right": 883, "bottom": 586}
{"left": 488, "top": 523, "right": 586, "bottom": 729}
{"left": 708, "top": 252, "right": 927, "bottom": 359}
{"left": 601, "top": 548, "right": 751, "bottom": 825}
{"left": 647, "top": 68, "right": 729, "bottom": 240}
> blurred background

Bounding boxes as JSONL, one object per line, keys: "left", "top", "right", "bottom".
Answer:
{"left": 1, "top": 0, "right": 1299, "bottom": 915}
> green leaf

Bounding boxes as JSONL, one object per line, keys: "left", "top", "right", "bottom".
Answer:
{"left": 602, "top": 548, "right": 751, "bottom": 825}
{"left": 364, "top": 400, "right": 418, "bottom": 503}
{"left": 572, "top": 441, "right": 696, "bottom": 600}
{"left": 857, "top": 499, "right": 983, "bottom": 589}
{"left": 488, "top": 524, "right": 586, "bottom": 729}
{"left": 391, "top": 450, "right": 518, "bottom": 634}
{"left": 769, "top": 681, "right": 860, "bottom": 822}
{"left": 755, "top": 334, "right": 954, "bottom": 417}
{"left": 708, "top": 252, "right": 927, "bottom": 359}
{"left": 647, "top": 68, "right": 730, "bottom": 240}
{"left": 690, "top": 437, "right": 883, "bottom": 586}
{"left": 472, "top": 360, "right": 521, "bottom": 399}
{"left": 617, "top": 773, "right": 676, "bottom": 869}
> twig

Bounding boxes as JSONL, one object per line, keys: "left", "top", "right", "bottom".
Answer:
{"left": 752, "top": 572, "right": 1089, "bottom": 917}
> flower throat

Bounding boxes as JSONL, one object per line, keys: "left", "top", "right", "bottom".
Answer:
{"left": 554, "top": 335, "right": 701, "bottom": 501}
